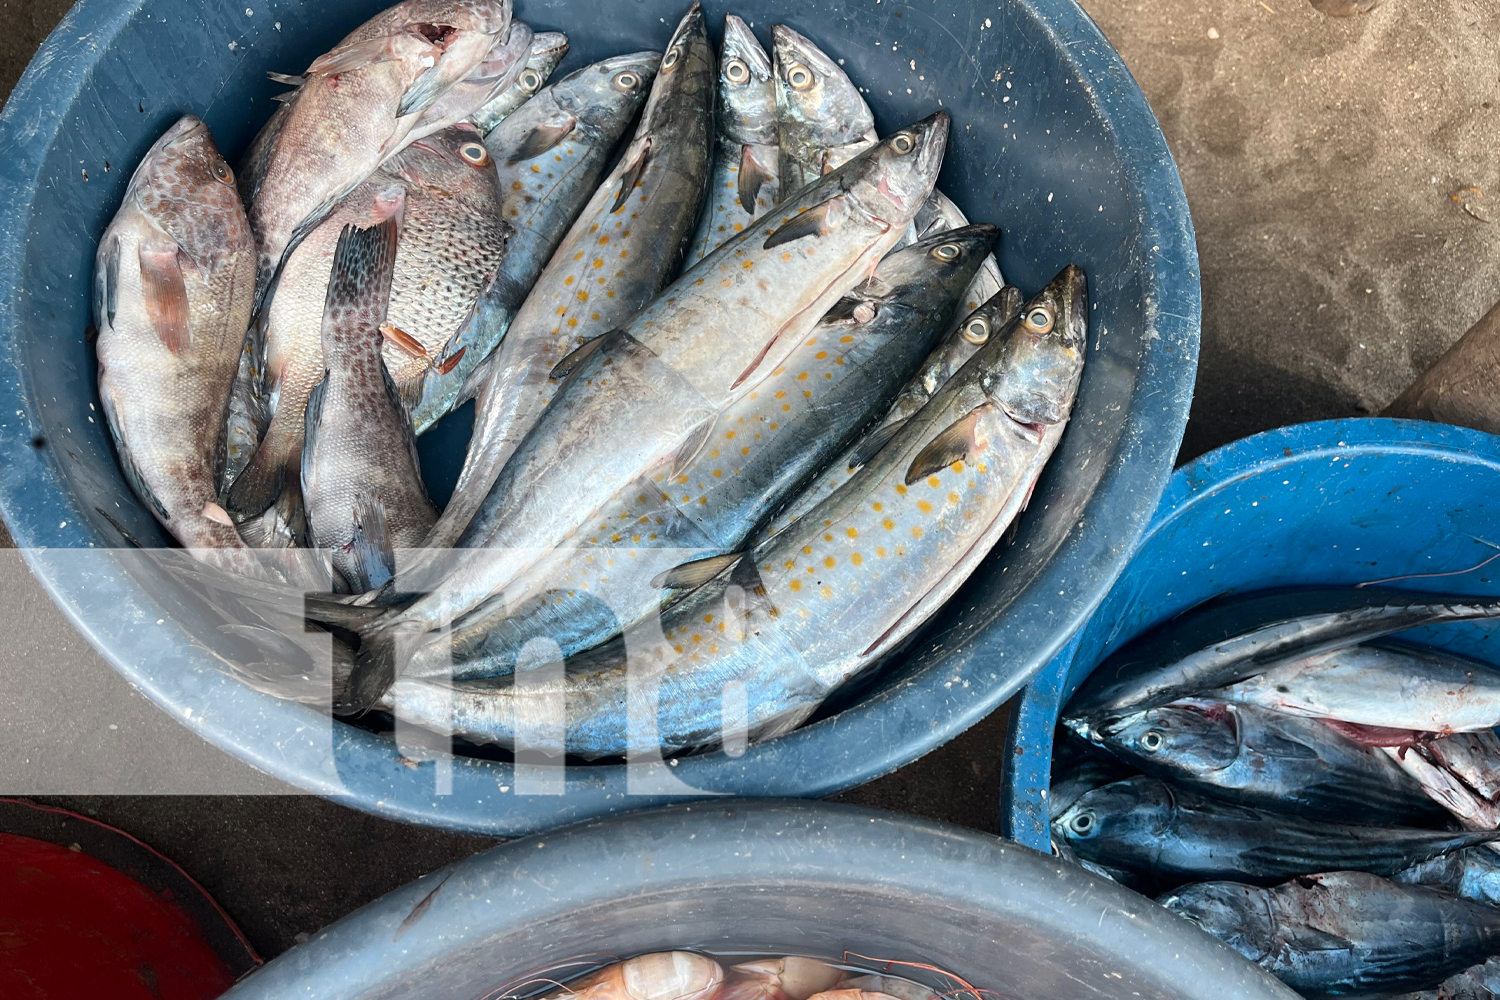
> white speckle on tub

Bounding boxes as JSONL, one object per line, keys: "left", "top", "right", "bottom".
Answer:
{"left": 157, "top": 619, "right": 165, "bottom": 625}
{"left": 906, "top": 88, "right": 912, "bottom": 94}
{"left": 1099, "top": 205, "right": 1104, "bottom": 211}
{"left": 228, "top": 40, "right": 239, "bottom": 52}
{"left": 838, "top": 58, "right": 845, "bottom": 65}
{"left": 1002, "top": 95, "right": 1009, "bottom": 103}
{"left": 1047, "top": 192, "right": 1054, "bottom": 202}
{"left": 274, "top": 21, "right": 282, "bottom": 30}
{"left": 985, "top": 17, "right": 992, "bottom": 27}
{"left": 909, "top": 59, "right": 916, "bottom": 70}
{"left": 1207, "top": 26, "right": 1220, "bottom": 38}
{"left": 1006, "top": 80, "right": 1012, "bottom": 89}
{"left": 58, "top": 521, "right": 67, "bottom": 529}
{"left": 245, "top": 6, "right": 253, "bottom": 15}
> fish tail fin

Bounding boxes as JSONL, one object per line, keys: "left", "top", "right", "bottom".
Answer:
{"left": 224, "top": 445, "right": 288, "bottom": 521}
{"left": 337, "top": 625, "right": 403, "bottom": 716}
{"left": 342, "top": 495, "right": 397, "bottom": 594}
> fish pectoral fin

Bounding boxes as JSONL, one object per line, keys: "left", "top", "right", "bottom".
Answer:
{"left": 266, "top": 70, "right": 305, "bottom": 87}
{"left": 138, "top": 241, "right": 192, "bottom": 354}
{"left": 738, "top": 145, "right": 774, "bottom": 214}
{"left": 548, "top": 330, "right": 617, "bottom": 381}
{"left": 307, "top": 33, "right": 413, "bottom": 77}
{"left": 651, "top": 552, "right": 744, "bottom": 591}
{"left": 434, "top": 345, "right": 467, "bottom": 376}
{"left": 507, "top": 114, "right": 578, "bottom": 164}
{"left": 848, "top": 419, "right": 907, "bottom": 471}
{"left": 669, "top": 415, "right": 718, "bottom": 480}
{"left": 763, "top": 198, "right": 839, "bottom": 250}
{"left": 381, "top": 323, "right": 427, "bottom": 358}
{"left": 97, "top": 234, "right": 120, "bottom": 329}
{"left": 610, "top": 137, "right": 652, "bottom": 214}
{"left": 270, "top": 92, "right": 299, "bottom": 105}
{"left": 344, "top": 495, "right": 397, "bottom": 594}
{"left": 905, "top": 406, "right": 990, "bottom": 486}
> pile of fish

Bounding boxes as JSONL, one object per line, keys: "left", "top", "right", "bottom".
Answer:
{"left": 487, "top": 951, "right": 966, "bottom": 1000}
{"left": 1052, "top": 587, "right": 1500, "bottom": 999}
{"left": 94, "top": 0, "right": 1088, "bottom": 758}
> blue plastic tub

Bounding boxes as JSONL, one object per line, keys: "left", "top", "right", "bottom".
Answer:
{"left": 1000, "top": 418, "right": 1500, "bottom": 851}
{"left": 220, "top": 801, "right": 1296, "bottom": 1000}
{"left": 0, "top": 0, "right": 1198, "bottom": 833}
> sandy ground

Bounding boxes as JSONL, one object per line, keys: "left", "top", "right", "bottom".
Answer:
{"left": 3, "top": 0, "right": 1500, "bottom": 962}
{"left": 1080, "top": 0, "right": 1500, "bottom": 457}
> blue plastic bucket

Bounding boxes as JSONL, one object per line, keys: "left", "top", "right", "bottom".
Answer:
{"left": 1001, "top": 418, "right": 1500, "bottom": 850}
{"left": 0, "top": 0, "right": 1198, "bottom": 833}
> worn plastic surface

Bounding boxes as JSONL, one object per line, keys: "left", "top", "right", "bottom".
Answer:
{"left": 1001, "top": 418, "right": 1500, "bottom": 851}
{"left": 221, "top": 800, "right": 1296, "bottom": 1000}
{"left": 0, "top": 0, "right": 1198, "bottom": 834}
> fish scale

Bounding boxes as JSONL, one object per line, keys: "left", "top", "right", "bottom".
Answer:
{"left": 409, "top": 51, "right": 659, "bottom": 432}
{"left": 402, "top": 225, "right": 994, "bottom": 680}
{"left": 417, "top": 9, "right": 714, "bottom": 552}
{"left": 376, "top": 263, "right": 1082, "bottom": 755}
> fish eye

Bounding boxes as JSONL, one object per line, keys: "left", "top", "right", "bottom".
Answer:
{"left": 1140, "top": 730, "right": 1164, "bottom": 752}
{"left": 931, "top": 242, "right": 962, "bottom": 262}
{"left": 211, "top": 158, "right": 234, "bottom": 184}
{"left": 1023, "top": 305, "right": 1055, "bottom": 334}
{"left": 459, "top": 142, "right": 491, "bottom": 166}
{"left": 890, "top": 132, "right": 915, "bottom": 154}
{"left": 613, "top": 71, "right": 640, "bottom": 91}
{"left": 1069, "top": 811, "right": 1096, "bottom": 835}
{"left": 662, "top": 47, "right": 681, "bottom": 70}
{"left": 520, "top": 69, "right": 542, "bottom": 93}
{"left": 725, "top": 58, "right": 751, "bottom": 84}
{"left": 962, "top": 316, "right": 990, "bottom": 344}
{"left": 787, "top": 63, "right": 814, "bottom": 90}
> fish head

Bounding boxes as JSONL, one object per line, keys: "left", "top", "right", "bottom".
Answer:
{"left": 431, "top": 0, "right": 512, "bottom": 36}
{"left": 638, "top": 4, "right": 715, "bottom": 132}
{"left": 839, "top": 112, "right": 949, "bottom": 233}
{"left": 388, "top": 124, "right": 498, "bottom": 204}
{"left": 772, "top": 24, "right": 874, "bottom": 149}
{"left": 129, "top": 115, "right": 251, "bottom": 273}
{"left": 1158, "top": 882, "right": 1276, "bottom": 963}
{"left": 516, "top": 31, "right": 570, "bottom": 96}
{"left": 1097, "top": 702, "right": 1242, "bottom": 774}
{"left": 552, "top": 51, "right": 660, "bottom": 130}
{"left": 1052, "top": 776, "right": 1173, "bottom": 849}
{"left": 985, "top": 264, "right": 1087, "bottom": 429}
{"left": 718, "top": 15, "right": 777, "bottom": 146}
{"left": 867, "top": 222, "right": 998, "bottom": 303}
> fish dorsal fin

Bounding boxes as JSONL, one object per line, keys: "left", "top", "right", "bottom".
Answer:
{"left": 507, "top": 114, "right": 578, "bottom": 164}
{"left": 138, "top": 241, "right": 191, "bottom": 354}
{"left": 905, "top": 406, "right": 990, "bottom": 486}
{"left": 763, "top": 198, "right": 837, "bottom": 250}
{"left": 299, "top": 373, "right": 331, "bottom": 499}
{"left": 848, "top": 419, "right": 907, "bottom": 471}
{"left": 610, "top": 138, "right": 653, "bottom": 214}
{"left": 548, "top": 331, "right": 617, "bottom": 381}
{"left": 738, "top": 144, "right": 774, "bottom": 215}
{"left": 651, "top": 552, "right": 744, "bottom": 591}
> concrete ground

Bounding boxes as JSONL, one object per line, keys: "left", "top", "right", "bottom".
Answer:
{"left": 2, "top": 0, "right": 1498, "bottom": 965}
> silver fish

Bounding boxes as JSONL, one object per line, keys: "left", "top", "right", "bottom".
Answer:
{"left": 226, "top": 128, "right": 508, "bottom": 522}
{"left": 303, "top": 221, "right": 437, "bottom": 593}
{"left": 688, "top": 15, "right": 778, "bottom": 263}
{"left": 250, "top": 0, "right": 511, "bottom": 308}
{"left": 1161, "top": 872, "right": 1500, "bottom": 999}
{"left": 403, "top": 224, "right": 997, "bottom": 681}
{"left": 766, "top": 284, "right": 1023, "bottom": 535}
{"left": 1071, "top": 699, "right": 1439, "bottom": 825}
{"left": 375, "top": 263, "right": 1082, "bottom": 755}
{"left": 96, "top": 116, "right": 259, "bottom": 572}
{"left": 1069, "top": 589, "right": 1500, "bottom": 717}
{"left": 1423, "top": 730, "right": 1500, "bottom": 801}
{"left": 1397, "top": 848, "right": 1500, "bottom": 907}
{"left": 1054, "top": 775, "right": 1500, "bottom": 887}
{"left": 772, "top": 24, "right": 874, "bottom": 194}
{"left": 408, "top": 51, "right": 659, "bottom": 434}
{"left": 1217, "top": 641, "right": 1500, "bottom": 733}
{"left": 470, "top": 30, "right": 569, "bottom": 135}
{"left": 340, "top": 112, "right": 951, "bottom": 714}
{"left": 417, "top": 5, "right": 714, "bottom": 552}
